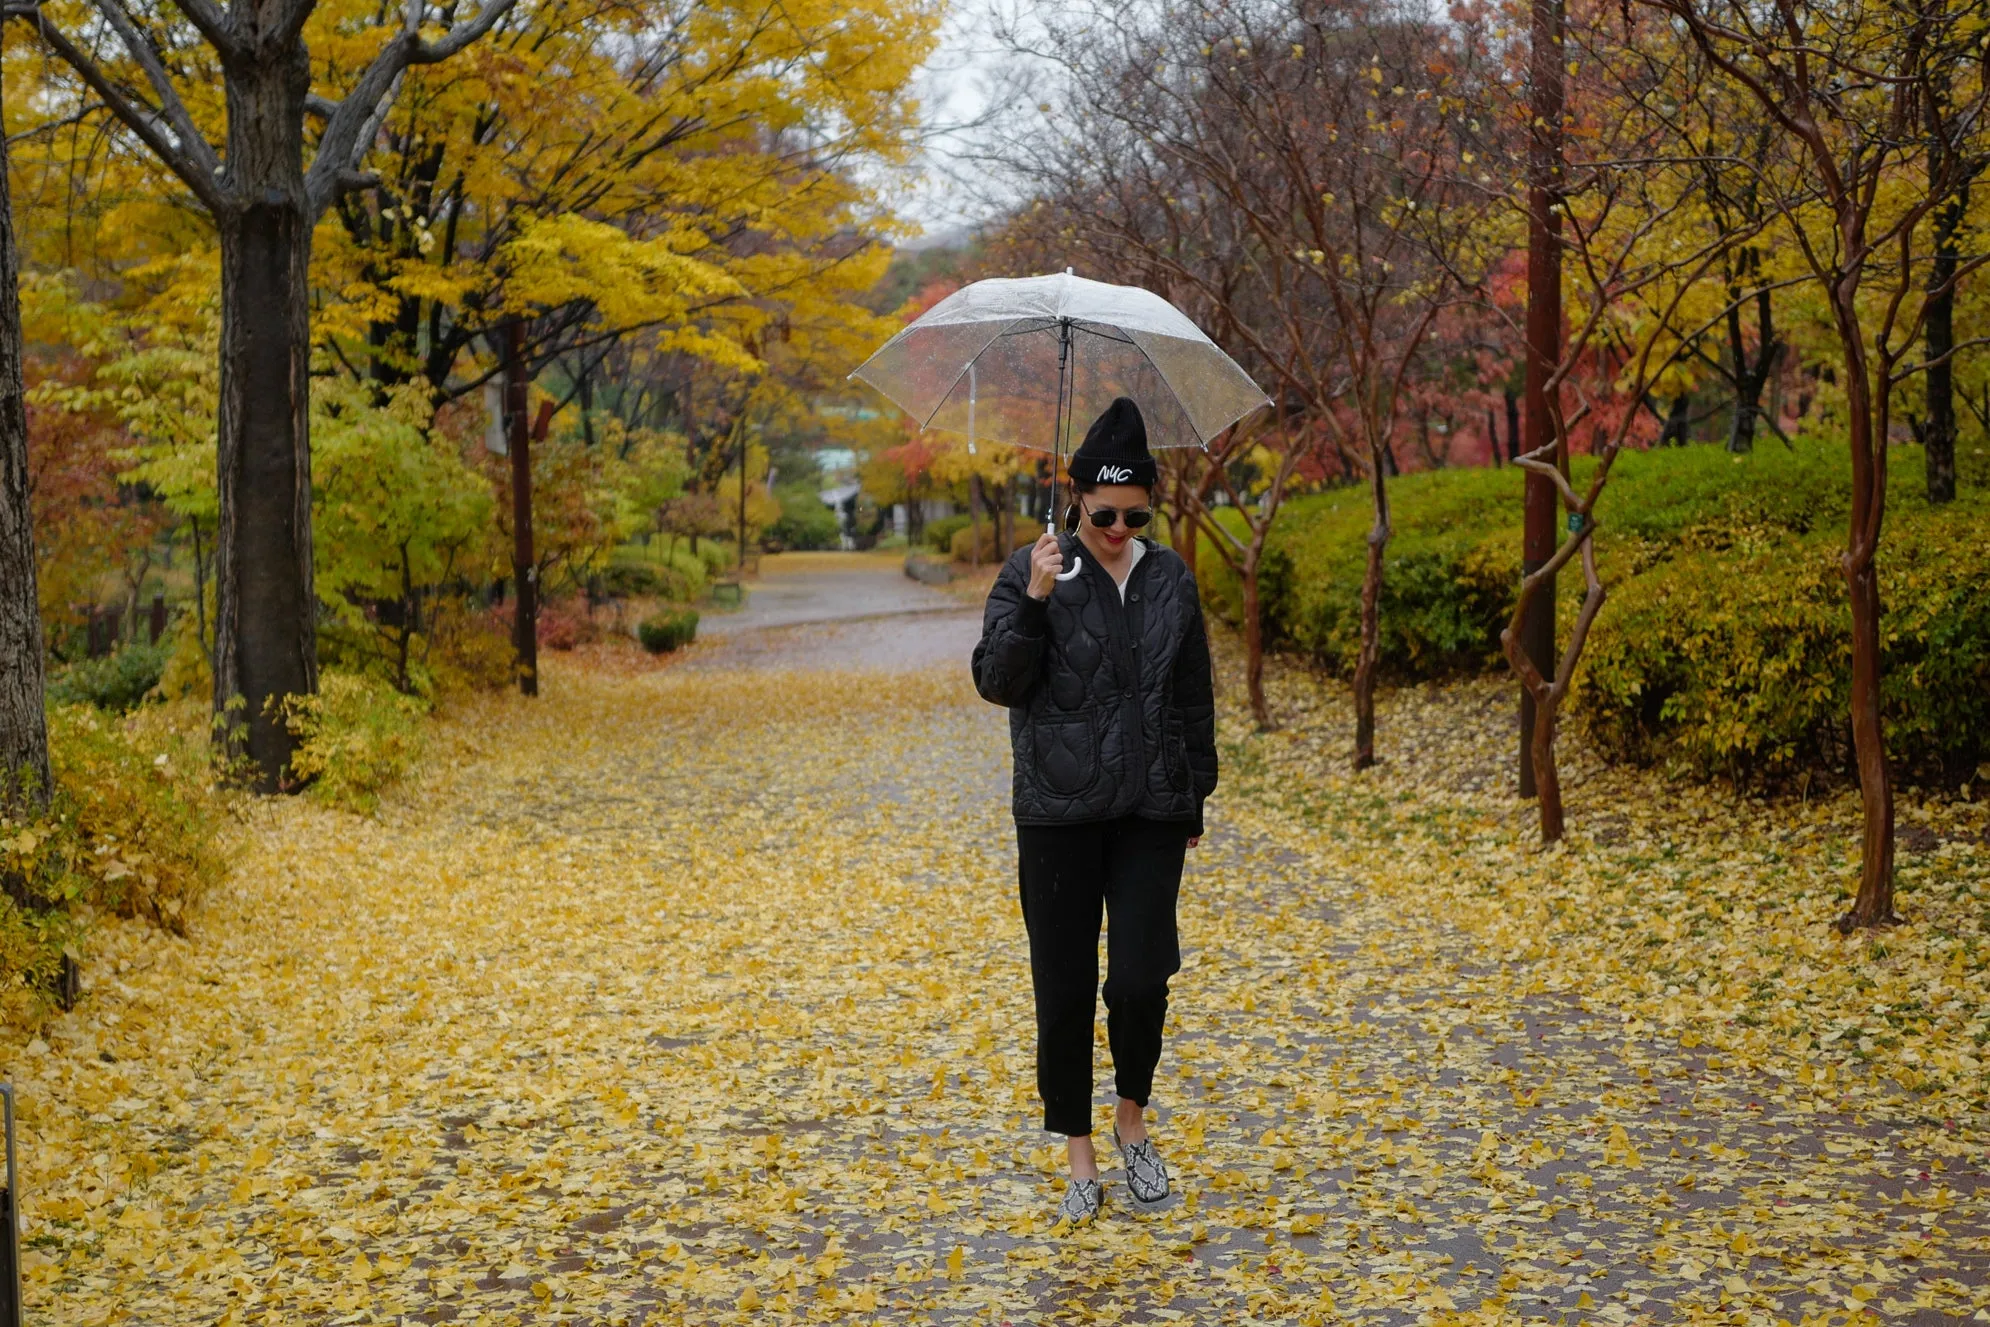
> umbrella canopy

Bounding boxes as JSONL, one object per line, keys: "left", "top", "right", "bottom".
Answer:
{"left": 849, "top": 272, "right": 1270, "bottom": 456}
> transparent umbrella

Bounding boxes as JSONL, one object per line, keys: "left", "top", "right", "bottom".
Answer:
{"left": 850, "top": 270, "right": 1270, "bottom": 578}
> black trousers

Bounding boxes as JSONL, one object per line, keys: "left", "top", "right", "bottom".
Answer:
{"left": 1016, "top": 814, "right": 1190, "bottom": 1137}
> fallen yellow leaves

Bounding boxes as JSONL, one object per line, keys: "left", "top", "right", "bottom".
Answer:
{"left": 1, "top": 604, "right": 1986, "bottom": 1324}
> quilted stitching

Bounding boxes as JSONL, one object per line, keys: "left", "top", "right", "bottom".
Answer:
{"left": 971, "top": 534, "right": 1219, "bottom": 831}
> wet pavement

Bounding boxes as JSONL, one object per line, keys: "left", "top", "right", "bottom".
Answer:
{"left": 697, "top": 551, "right": 971, "bottom": 638}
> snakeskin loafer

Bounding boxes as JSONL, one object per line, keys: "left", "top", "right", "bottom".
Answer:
{"left": 1114, "top": 1126, "right": 1171, "bottom": 1206}
{"left": 1057, "top": 1176, "right": 1103, "bottom": 1225}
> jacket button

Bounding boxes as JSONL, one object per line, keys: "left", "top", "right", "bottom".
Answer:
{"left": 1130, "top": 593, "right": 1140, "bottom": 602}
{"left": 1123, "top": 688, "right": 1134, "bottom": 698}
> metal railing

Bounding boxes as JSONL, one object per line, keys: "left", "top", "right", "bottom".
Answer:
{"left": 1, "top": 1083, "right": 18, "bottom": 1327}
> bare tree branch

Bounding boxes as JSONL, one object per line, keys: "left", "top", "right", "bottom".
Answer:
{"left": 305, "top": 0, "right": 519, "bottom": 216}
{"left": 159, "top": 0, "right": 236, "bottom": 58}
{"left": 83, "top": 0, "right": 223, "bottom": 177}
{"left": 2, "top": 4, "right": 225, "bottom": 212}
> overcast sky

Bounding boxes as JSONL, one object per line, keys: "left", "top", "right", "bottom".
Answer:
{"left": 892, "top": 0, "right": 1027, "bottom": 242}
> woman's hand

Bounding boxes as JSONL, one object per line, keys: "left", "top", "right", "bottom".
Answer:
{"left": 1025, "top": 532, "right": 1063, "bottom": 600}
{"left": 1187, "top": 836, "right": 1201, "bottom": 849}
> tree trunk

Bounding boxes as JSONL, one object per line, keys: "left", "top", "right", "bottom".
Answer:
{"left": 506, "top": 321, "right": 538, "bottom": 697}
{"left": 968, "top": 472, "right": 984, "bottom": 566}
{"left": 0, "top": 124, "right": 50, "bottom": 809}
{"left": 1174, "top": 465, "right": 1200, "bottom": 579}
{"left": 1657, "top": 393, "right": 1691, "bottom": 446}
{"left": 1833, "top": 288, "right": 1897, "bottom": 931}
{"left": 1352, "top": 467, "right": 1389, "bottom": 769}
{"left": 1838, "top": 548, "right": 1898, "bottom": 929}
{"left": 1530, "top": 688, "right": 1564, "bottom": 842}
{"left": 212, "top": 55, "right": 318, "bottom": 791}
{"left": 189, "top": 517, "right": 211, "bottom": 660}
{"left": 1503, "top": 387, "right": 1521, "bottom": 465}
{"left": 1518, "top": 0, "right": 1564, "bottom": 801}
{"left": 1724, "top": 269, "right": 1777, "bottom": 454}
{"left": 1924, "top": 181, "right": 1962, "bottom": 504}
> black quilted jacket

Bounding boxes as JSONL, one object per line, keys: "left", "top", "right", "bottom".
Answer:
{"left": 972, "top": 532, "right": 1218, "bottom": 836}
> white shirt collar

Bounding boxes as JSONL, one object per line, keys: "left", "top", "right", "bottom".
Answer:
{"left": 1113, "top": 538, "right": 1147, "bottom": 601}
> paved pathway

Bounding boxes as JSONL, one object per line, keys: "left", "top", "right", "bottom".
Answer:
{"left": 16, "top": 554, "right": 1989, "bottom": 1325}
{"left": 697, "top": 551, "right": 968, "bottom": 637}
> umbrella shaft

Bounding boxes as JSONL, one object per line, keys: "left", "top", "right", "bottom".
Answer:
{"left": 1051, "top": 319, "right": 1072, "bottom": 527}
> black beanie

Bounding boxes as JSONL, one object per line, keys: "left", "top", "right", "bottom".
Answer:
{"left": 1068, "top": 397, "right": 1156, "bottom": 487}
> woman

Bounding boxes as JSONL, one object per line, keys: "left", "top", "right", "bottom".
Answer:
{"left": 971, "top": 395, "right": 1219, "bottom": 1225}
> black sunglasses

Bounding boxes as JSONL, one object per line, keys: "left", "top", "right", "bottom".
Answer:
{"left": 1083, "top": 502, "right": 1153, "bottom": 530}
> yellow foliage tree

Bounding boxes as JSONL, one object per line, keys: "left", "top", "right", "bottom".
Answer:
{"left": 3, "top": 0, "right": 520, "bottom": 789}
{"left": 310, "top": 0, "right": 938, "bottom": 439}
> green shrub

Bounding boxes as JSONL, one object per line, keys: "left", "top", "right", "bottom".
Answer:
{"left": 693, "top": 540, "right": 734, "bottom": 574}
{"left": 1575, "top": 499, "right": 1990, "bottom": 786}
{"left": 598, "top": 559, "right": 663, "bottom": 597}
{"left": 1189, "top": 436, "right": 1990, "bottom": 786}
{"left": 638, "top": 608, "right": 700, "bottom": 653}
{"left": 925, "top": 513, "right": 971, "bottom": 552}
{"left": 46, "top": 640, "right": 170, "bottom": 712}
{"left": 768, "top": 485, "right": 841, "bottom": 551}
{"left": 652, "top": 547, "right": 711, "bottom": 601}
{"left": 0, "top": 803, "right": 87, "bottom": 1021}
{"left": 48, "top": 704, "right": 225, "bottom": 930}
{"left": 1, "top": 703, "right": 229, "bottom": 1021}
{"left": 281, "top": 671, "right": 428, "bottom": 814}
{"left": 1196, "top": 474, "right": 1522, "bottom": 677}
{"left": 950, "top": 522, "right": 1035, "bottom": 564}
{"left": 607, "top": 544, "right": 709, "bottom": 602}
{"left": 1199, "top": 438, "right": 1918, "bottom": 681}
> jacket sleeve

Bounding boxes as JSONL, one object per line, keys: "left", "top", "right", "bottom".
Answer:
{"left": 1174, "top": 566, "right": 1219, "bottom": 813}
{"left": 972, "top": 551, "right": 1050, "bottom": 707}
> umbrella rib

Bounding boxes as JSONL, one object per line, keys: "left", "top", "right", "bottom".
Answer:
{"left": 1123, "top": 327, "right": 1270, "bottom": 445}
{"left": 1069, "top": 321, "right": 1139, "bottom": 347}
{"left": 1114, "top": 327, "right": 1217, "bottom": 446}
{"left": 915, "top": 317, "right": 1033, "bottom": 431}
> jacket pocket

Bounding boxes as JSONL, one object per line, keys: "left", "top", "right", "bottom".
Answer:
{"left": 1032, "top": 712, "right": 1101, "bottom": 798}
{"left": 1161, "top": 711, "right": 1191, "bottom": 791}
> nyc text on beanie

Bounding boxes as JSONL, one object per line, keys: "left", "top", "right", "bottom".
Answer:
{"left": 1068, "top": 396, "right": 1156, "bottom": 488}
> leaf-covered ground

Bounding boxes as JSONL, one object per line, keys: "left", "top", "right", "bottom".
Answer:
{"left": 12, "top": 558, "right": 1990, "bottom": 1325}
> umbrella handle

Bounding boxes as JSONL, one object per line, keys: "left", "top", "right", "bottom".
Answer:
{"left": 1046, "top": 519, "right": 1083, "bottom": 581}
{"left": 1050, "top": 521, "right": 1082, "bottom": 576}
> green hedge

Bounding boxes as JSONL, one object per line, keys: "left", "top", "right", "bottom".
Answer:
{"left": 46, "top": 640, "right": 170, "bottom": 712}
{"left": 925, "top": 513, "right": 971, "bottom": 552}
{"left": 608, "top": 544, "right": 710, "bottom": 602}
{"left": 638, "top": 608, "right": 700, "bottom": 653}
{"left": 768, "top": 484, "right": 841, "bottom": 551}
{"left": 1574, "top": 502, "right": 1990, "bottom": 785}
{"left": 1201, "top": 443, "right": 1860, "bottom": 674}
{"left": 1199, "top": 439, "right": 1990, "bottom": 784}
